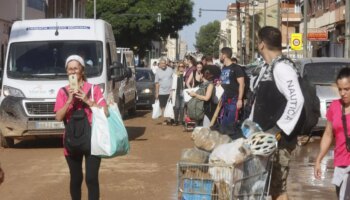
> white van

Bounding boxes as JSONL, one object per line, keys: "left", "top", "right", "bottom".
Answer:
{"left": 0, "top": 19, "right": 132, "bottom": 147}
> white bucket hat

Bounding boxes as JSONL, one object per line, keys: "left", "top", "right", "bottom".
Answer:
{"left": 65, "top": 55, "right": 85, "bottom": 69}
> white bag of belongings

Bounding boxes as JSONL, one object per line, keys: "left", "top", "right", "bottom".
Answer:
{"left": 163, "top": 99, "right": 174, "bottom": 119}
{"left": 209, "top": 138, "right": 251, "bottom": 184}
{"left": 183, "top": 87, "right": 199, "bottom": 103}
{"left": 180, "top": 148, "right": 210, "bottom": 164}
{"left": 152, "top": 100, "right": 162, "bottom": 119}
{"left": 191, "top": 127, "right": 232, "bottom": 152}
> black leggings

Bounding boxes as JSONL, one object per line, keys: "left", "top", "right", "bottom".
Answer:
{"left": 65, "top": 154, "right": 101, "bottom": 200}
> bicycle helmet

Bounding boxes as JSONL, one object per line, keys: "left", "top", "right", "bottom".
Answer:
{"left": 247, "top": 132, "right": 277, "bottom": 156}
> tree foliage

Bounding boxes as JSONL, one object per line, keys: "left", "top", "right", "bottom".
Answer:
{"left": 86, "top": 0, "right": 195, "bottom": 56}
{"left": 195, "top": 21, "right": 221, "bottom": 58}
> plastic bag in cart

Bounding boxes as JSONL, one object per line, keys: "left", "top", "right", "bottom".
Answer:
{"left": 180, "top": 148, "right": 210, "bottom": 164}
{"left": 209, "top": 138, "right": 251, "bottom": 184}
{"left": 191, "top": 127, "right": 232, "bottom": 152}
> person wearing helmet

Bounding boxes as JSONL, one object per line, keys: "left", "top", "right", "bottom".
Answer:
{"left": 249, "top": 27, "right": 305, "bottom": 200}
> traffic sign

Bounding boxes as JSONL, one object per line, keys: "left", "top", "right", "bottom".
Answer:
{"left": 290, "top": 33, "right": 303, "bottom": 50}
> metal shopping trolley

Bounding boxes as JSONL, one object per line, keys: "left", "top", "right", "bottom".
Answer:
{"left": 177, "top": 154, "right": 274, "bottom": 200}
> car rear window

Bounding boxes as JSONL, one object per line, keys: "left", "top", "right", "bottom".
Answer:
{"left": 303, "top": 62, "right": 350, "bottom": 85}
{"left": 136, "top": 70, "right": 153, "bottom": 81}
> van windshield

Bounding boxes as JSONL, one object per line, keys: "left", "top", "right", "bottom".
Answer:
{"left": 7, "top": 41, "right": 103, "bottom": 79}
{"left": 303, "top": 62, "right": 350, "bottom": 85}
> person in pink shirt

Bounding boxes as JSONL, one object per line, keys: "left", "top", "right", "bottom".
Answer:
{"left": 54, "top": 55, "right": 108, "bottom": 200}
{"left": 314, "top": 67, "right": 350, "bottom": 199}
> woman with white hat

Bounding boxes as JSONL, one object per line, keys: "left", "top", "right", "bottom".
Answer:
{"left": 54, "top": 55, "right": 108, "bottom": 200}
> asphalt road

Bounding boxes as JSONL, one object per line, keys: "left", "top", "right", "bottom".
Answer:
{"left": 0, "top": 110, "right": 337, "bottom": 200}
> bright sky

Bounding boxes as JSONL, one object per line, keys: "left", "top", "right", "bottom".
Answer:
{"left": 180, "top": 0, "right": 234, "bottom": 51}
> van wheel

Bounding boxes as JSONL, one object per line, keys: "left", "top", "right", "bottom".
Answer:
{"left": 0, "top": 133, "right": 14, "bottom": 148}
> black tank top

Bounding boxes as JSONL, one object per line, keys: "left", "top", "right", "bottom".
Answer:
{"left": 193, "top": 70, "right": 202, "bottom": 87}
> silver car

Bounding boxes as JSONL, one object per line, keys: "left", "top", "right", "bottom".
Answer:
{"left": 295, "top": 57, "right": 350, "bottom": 130}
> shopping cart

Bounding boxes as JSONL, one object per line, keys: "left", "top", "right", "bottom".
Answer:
{"left": 177, "top": 155, "right": 274, "bottom": 200}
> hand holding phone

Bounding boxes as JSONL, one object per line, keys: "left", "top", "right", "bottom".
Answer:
{"left": 69, "top": 74, "right": 79, "bottom": 92}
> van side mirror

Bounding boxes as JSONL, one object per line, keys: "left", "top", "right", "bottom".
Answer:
{"left": 109, "top": 62, "right": 124, "bottom": 81}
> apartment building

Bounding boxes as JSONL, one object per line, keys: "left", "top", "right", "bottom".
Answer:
{"left": 301, "top": 0, "right": 347, "bottom": 57}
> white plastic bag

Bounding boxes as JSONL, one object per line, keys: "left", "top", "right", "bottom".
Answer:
{"left": 163, "top": 99, "right": 174, "bottom": 119}
{"left": 91, "top": 104, "right": 130, "bottom": 157}
{"left": 183, "top": 87, "right": 199, "bottom": 102}
{"left": 213, "top": 85, "right": 224, "bottom": 104}
{"left": 152, "top": 100, "right": 162, "bottom": 119}
{"left": 91, "top": 107, "right": 111, "bottom": 156}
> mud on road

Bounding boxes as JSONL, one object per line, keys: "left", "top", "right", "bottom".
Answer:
{"left": 0, "top": 110, "right": 338, "bottom": 200}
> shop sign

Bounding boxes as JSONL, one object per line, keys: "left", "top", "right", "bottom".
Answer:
{"left": 307, "top": 31, "right": 328, "bottom": 41}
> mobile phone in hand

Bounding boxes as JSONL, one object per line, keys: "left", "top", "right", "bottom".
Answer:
{"left": 69, "top": 74, "right": 78, "bottom": 91}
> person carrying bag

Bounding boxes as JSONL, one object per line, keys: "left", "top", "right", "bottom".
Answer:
{"left": 54, "top": 55, "right": 108, "bottom": 200}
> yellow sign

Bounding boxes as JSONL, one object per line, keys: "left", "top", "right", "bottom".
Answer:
{"left": 290, "top": 33, "right": 303, "bottom": 50}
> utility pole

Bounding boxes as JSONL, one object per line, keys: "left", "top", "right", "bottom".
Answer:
{"left": 94, "top": 0, "right": 96, "bottom": 19}
{"left": 264, "top": 1, "right": 267, "bottom": 26}
{"left": 73, "top": 0, "right": 76, "bottom": 18}
{"left": 303, "top": 0, "right": 308, "bottom": 58}
{"left": 237, "top": 2, "right": 242, "bottom": 63}
{"left": 245, "top": 4, "right": 250, "bottom": 63}
{"left": 345, "top": 0, "right": 350, "bottom": 58}
{"left": 277, "top": 0, "right": 280, "bottom": 28}
{"left": 251, "top": 1, "right": 256, "bottom": 62}
{"left": 22, "top": 0, "right": 25, "bottom": 20}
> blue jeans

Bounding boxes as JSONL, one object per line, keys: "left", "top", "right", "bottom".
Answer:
{"left": 219, "top": 96, "right": 238, "bottom": 133}
{"left": 174, "top": 94, "right": 185, "bottom": 123}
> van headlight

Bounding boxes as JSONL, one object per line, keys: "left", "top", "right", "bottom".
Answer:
{"left": 3, "top": 85, "right": 25, "bottom": 97}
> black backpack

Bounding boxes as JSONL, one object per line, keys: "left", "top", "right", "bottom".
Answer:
{"left": 62, "top": 87, "right": 92, "bottom": 155}
{"left": 272, "top": 57, "right": 321, "bottom": 136}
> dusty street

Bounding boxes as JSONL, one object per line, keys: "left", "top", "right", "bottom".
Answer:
{"left": 0, "top": 110, "right": 338, "bottom": 200}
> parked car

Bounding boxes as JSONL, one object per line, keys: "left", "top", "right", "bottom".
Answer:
{"left": 295, "top": 57, "right": 350, "bottom": 130}
{"left": 135, "top": 68, "right": 155, "bottom": 108}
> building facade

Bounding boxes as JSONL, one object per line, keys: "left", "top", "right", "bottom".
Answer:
{"left": 300, "top": 0, "right": 347, "bottom": 57}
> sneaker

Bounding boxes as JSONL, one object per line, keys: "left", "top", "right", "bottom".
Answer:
{"left": 173, "top": 121, "right": 179, "bottom": 126}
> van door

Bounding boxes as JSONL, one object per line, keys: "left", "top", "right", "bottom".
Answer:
{"left": 124, "top": 51, "right": 136, "bottom": 107}
{"left": 106, "top": 41, "right": 119, "bottom": 105}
